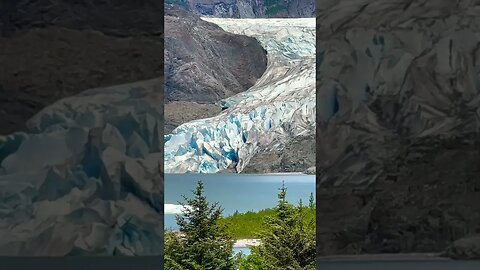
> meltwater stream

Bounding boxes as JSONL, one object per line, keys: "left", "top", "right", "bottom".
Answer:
{"left": 164, "top": 18, "right": 316, "bottom": 173}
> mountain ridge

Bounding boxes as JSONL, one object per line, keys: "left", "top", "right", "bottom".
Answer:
{"left": 166, "top": 0, "right": 315, "bottom": 18}
{"left": 164, "top": 6, "right": 268, "bottom": 133}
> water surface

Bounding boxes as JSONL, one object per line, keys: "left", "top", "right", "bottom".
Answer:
{"left": 233, "top": 247, "right": 251, "bottom": 256}
{"left": 164, "top": 174, "right": 315, "bottom": 230}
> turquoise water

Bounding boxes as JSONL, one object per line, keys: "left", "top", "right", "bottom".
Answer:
{"left": 318, "top": 261, "right": 480, "bottom": 270}
{"left": 233, "top": 247, "right": 251, "bottom": 256}
{"left": 164, "top": 174, "right": 315, "bottom": 230}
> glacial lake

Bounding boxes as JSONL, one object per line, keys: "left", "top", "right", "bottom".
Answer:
{"left": 233, "top": 247, "right": 251, "bottom": 256}
{"left": 164, "top": 173, "right": 315, "bottom": 231}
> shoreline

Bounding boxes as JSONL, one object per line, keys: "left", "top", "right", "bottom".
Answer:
{"left": 234, "top": 239, "right": 261, "bottom": 248}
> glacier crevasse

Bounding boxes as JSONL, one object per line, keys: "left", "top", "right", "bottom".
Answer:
{"left": 164, "top": 18, "right": 316, "bottom": 173}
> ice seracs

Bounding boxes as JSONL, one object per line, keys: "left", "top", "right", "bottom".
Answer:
{"left": 164, "top": 18, "right": 316, "bottom": 173}
{"left": 0, "top": 79, "right": 164, "bottom": 255}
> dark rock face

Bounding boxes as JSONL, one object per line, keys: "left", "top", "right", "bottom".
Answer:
{"left": 164, "top": 6, "right": 267, "bottom": 103}
{"left": 445, "top": 234, "right": 480, "bottom": 260}
{"left": 0, "top": 0, "right": 163, "bottom": 134}
{"left": 167, "top": 0, "right": 315, "bottom": 18}
{"left": 242, "top": 135, "right": 316, "bottom": 173}
{"left": 0, "top": 0, "right": 163, "bottom": 37}
{"left": 318, "top": 135, "right": 480, "bottom": 255}
{"left": 164, "top": 101, "right": 221, "bottom": 134}
{"left": 164, "top": 6, "right": 267, "bottom": 131}
{"left": 317, "top": 0, "right": 480, "bottom": 256}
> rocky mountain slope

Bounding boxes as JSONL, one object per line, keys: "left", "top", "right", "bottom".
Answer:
{"left": 0, "top": 0, "right": 163, "bottom": 135}
{"left": 166, "top": 0, "right": 315, "bottom": 18}
{"left": 445, "top": 234, "right": 480, "bottom": 259}
{"left": 165, "top": 17, "right": 315, "bottom": 173}
{"left": 0, "top": 0, "right": 163, "bottom": 37}
{"left": 317, "top": 0, "right": 480, "bottom": 257}
{"left": 164, "top": 6, "right": 267, "bottom": 133}
{"left": 243, "top": 135, "right": 315, "bottom": 173}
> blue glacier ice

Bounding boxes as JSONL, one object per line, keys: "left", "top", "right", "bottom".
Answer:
{"left": 0, "top": 79, "right": 164, "bottom": 255}
{"left": 165, "top": 18, "right": 316, "bottom": 173}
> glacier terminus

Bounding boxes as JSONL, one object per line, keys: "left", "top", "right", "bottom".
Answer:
{"left": 164, "top": 18, "right": 316, "bottom": 173}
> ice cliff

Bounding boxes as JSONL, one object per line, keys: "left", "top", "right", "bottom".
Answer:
{"left": 316, "top": 0, "right": 480, "bottom": 186}
{"left": 317, "top": 0, "right": 480, "bottom": 256}
{"left": 164, "top": 18, "right": 315, "bottom": 173}
{"left": 0, "top": 79, "right": 164, "bottom": 255}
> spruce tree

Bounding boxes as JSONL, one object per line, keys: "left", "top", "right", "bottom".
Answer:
{"left": 308, "top": 192, "right": 315, "bottom": 209}
{"left": 164, "top": 181, "right": 236, "bottom": 270}
{"left": 250, "top": 182, "right": 316, "bottom": 270}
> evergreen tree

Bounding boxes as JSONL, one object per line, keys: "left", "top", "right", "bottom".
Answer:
{"left": 164, "top": 231, "right": 185, "bottom": 270}
{"left": 164, "top": 181, "right": 236, "bottom": 270}
{"left": 238, "top": 253, "right": 267, "bottom": 270}
{"left": 249, "top": 182, "right": 316, "bottom": 270}
{"left": 308, "top": 192, "right": 315, "bottom": 209}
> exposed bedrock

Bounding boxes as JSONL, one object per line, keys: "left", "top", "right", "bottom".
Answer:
{"left": 165, "top": 6, "right": 267, "bottom": 103}
{"left": 242, "top": 135, "right": 316, "bottom": 174}
{"left": 445, "top": 234, "right": 480, "bottom": 260}
{"left": 0, "top": 0, "right": 163, "bottom": 37}
{"left": 166, "top": 0, "right": 315, "bottom": 18}
{"left": 0, "top": 0, "right": 163, "bottom": 135}
{"left": 164, "top": 6, "right": 267, "bottom": 133}
{"left": 164, "top": 17, "right": 315, "bottom": 173}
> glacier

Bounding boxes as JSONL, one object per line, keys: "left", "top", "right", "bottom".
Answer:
{"left": 165, "top": 18, "right": 316, "bottom": 173}
{"left": 0, "top": 79, "right": 164, "bottom": 255}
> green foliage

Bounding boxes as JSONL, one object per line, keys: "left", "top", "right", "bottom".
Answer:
{"left": 238, "top": 253, "right": 268, "bottom": 270}
{"left": 308, "top": 192, "right": 315, "bottom": 209}
{"left": 220, "top": 207, "right": 315, "bottom": 240}
{"left": 164, "top": 231, "right": 185, "bottom": 270}
{"left": 165, "top": 180, "right": 316, "bottom": 269}
{"left": 249, "top": 183, "right": 316, "bottom": 270}
{"left": 164, "top": 181, "right": 236, "bottom": 270}
{"left": 219, "top": 209, "right": 274, "bottom": 239}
